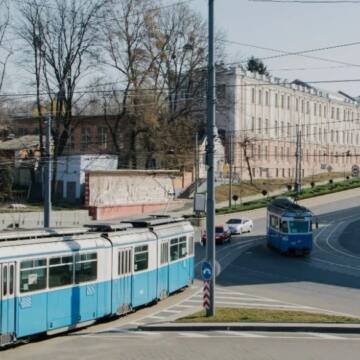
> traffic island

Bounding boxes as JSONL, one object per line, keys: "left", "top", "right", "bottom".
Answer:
{"left": 138, "top": 307, "right": 360, "bottom": 334}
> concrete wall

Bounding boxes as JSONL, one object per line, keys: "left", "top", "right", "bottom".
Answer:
{"left": 85, "top": 170, "right": 178, "bottom": 220}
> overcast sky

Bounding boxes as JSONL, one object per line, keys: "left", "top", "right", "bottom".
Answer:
{"left": 2, "top": 0, "right": 360, "bottom": 97}
{"left": 191, "top": 0, "right": 360, "bottom": 96}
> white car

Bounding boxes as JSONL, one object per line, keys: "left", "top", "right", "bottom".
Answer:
{"left": 226, "top": 218, "right": 253, "bottom": 234}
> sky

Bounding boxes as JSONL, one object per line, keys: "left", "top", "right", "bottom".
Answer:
{"left": 190, "top": 0, "right": 360, "bottom": 96}
{"left": 2, "top": 0, "right": 360, "bottom": 97}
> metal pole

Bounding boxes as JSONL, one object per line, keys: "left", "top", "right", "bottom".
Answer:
{"left": 299, "top": 130, "right": 302, "bottom": 193}
{"left": 44, "top": 115, "right": 52, "bottom": 228}
{"left": 195, "top": 132, "right": 199, "bottom": 196}
{"left": 206, "top": 0, "right": 216, "bottom": 317}
{"left": 228, "top": 134, "right": 232, "bottom": 208}
{"left": 294, "top": 127, "right": 299, "bottom": 194}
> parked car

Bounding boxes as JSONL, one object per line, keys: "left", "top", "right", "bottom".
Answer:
{"left": 226, "top": 218, "right": 253, "bottom": 234}
{"left": 201, "top": 225, "right": 231, "bottom": 245}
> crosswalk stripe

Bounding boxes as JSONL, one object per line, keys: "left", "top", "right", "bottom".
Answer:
{"left": 177, "top": 332, "right": 209, "bottom": 338}
{"left": 216, "top": 331, "right": 266, "bottom": 338}
{"left": 310, "top": 333, "right": 346, "bottom": 340}
{"left": 193, "top": 295, "right": 279, "bottom": 302}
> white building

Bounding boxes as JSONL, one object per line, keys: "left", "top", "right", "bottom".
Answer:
{"left": 215, "top": 66, "right": 360, "bottom": 180}
{"left": 56, "top": 154, "right": 118, "bottom": 201}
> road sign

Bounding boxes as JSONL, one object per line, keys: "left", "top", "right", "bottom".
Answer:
{"left": 352, "top": 165, "right": 359, "bottom": 177}
{"left": 203, "top": 280, "right": 210, "bottom": 310}
{"left": 201, "top": 261, "right": 213, "bottom": 281}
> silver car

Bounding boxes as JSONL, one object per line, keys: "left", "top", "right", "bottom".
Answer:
{"left": 226, "top": 218, "right": 253, "bottom": 234}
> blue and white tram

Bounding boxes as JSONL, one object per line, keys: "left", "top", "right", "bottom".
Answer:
{"left": 267, "top": 198, "right": 313, "bottom": 255}
{"left": 0, "top": 216, "right": 195, "bottom": 347}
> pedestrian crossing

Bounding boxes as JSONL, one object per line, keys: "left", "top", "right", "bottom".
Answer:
{"left": 82, "top": 329, "right": 360, "bottom": 341}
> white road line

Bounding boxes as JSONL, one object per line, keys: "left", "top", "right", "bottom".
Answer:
{"left": 159, "top": 309, "right": 182, "bottom": 314}
{"left": 177, "top": 332, "right": 209, "bottom": 338}
{"left": 310, "top": 333, "right": 346, "bottom": 340}
{"left": 216, "top": 331, "right": 266, "bottom": 338}
{"left": 176, "top": 304, "right": 198, "bottom": 308}
{"left": 145, "top": 315, "right": 166, "bottom": 320}
{"left": 192, "top": 295, "right": 280, "bottom": 303}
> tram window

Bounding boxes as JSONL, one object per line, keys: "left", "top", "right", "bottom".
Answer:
{"left": 188, "top": 236, "right": 194, "bottom": 256}
{"left": 49, "top": 255, "right": 74, "bottom": 288}
{"left": 75, "top": 252, "right": 97, "bottom": 284}
{"left": 134, "top": 245, "right": 148, "bottom": 272}
{"left": 9, "top": 265, "right": 14, "bottom": 295}
{"left": 3, "top": 265, "right": 7, "bottom": 296}
{"left": 270, "top": 215, "right": 279, "bottom": 229}
{"left": 118, "top": 249, "right": 131, "bottom": 275}
{"left": 160, "top": 242, "right": 169, "bottom": 265}
{"left": 170, "top": 238, "right": 179, "bottom": 261}
{"left": 179, "top": 236, "right": 187, "bottom": 259}
{"left": 20, "top": 258, "right": 47, "bottom": 293}
{"left": 280, "top": 221, "right": 289, "bottom": 233}
{"left": 289, "top": 221, "right": 309, "bottom": 234}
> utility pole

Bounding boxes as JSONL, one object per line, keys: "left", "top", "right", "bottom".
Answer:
{"left": 44, "top": 114, "right": 52, "bottom": 228}
{"left": 206, "top": 0, "right": 216, "bottom": 317}
{"left": 228, "top": 134, "right": 233, "bottom": 208}
{"left": 294, "top": 127, "right": 302, "bottom": 195}
{"left": 194, "top": 132, "right": 199, "bottom": 196}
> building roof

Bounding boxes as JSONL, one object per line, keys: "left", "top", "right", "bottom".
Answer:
{"left": 0, "top": 135, "right": 41, "bottom": 151}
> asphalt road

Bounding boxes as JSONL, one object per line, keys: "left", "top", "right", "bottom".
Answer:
{"left": 3, "top": 189, "right": 360, "bottom": 359}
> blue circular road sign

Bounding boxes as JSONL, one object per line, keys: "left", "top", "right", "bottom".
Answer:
{"left": 201, "top": 261, "right": 213, "bottom": 281}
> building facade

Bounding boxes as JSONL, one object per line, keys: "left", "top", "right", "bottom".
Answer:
{"left": 216, "top": 67, "right": 360, "bottom": 180}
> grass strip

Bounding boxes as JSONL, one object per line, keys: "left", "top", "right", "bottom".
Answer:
{"left": 177, "top": 307, "right": 360, "bottom": 324}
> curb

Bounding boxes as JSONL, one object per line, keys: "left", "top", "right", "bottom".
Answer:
{"left": 138, "top": 322, "right": 360, "bottom": 334}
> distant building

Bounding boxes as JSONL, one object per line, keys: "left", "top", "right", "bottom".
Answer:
{"left": 213, "top": 66, "right": 360, "bottom": 180}
{"left": 56, "top": 154, "right": 118, "bottom": 202}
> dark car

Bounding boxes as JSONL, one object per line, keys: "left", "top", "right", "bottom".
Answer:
{"left": 201, "top": 225, "right": 231, "bottom": 245}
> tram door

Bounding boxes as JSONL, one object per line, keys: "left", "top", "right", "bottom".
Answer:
{"left": 0, "top": 263, "right": 16, "bottom": 339}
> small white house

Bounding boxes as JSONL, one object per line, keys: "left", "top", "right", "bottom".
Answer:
{"left": 56, "top": 154, "right": 118, "bottom": 201}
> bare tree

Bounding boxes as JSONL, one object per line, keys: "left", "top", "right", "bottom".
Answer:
{"left": 0, "top": 0, "right": 11, "bottom": 93}
{"left": 239, "top": 135, "right": 256, "bottom": 184}
{"left": 19, "top": 0, "right": 104, "bottom": 194}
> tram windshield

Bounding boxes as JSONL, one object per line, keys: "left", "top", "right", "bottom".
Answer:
{"left": 289, "top": 220, "right": 310, "bottom": 234}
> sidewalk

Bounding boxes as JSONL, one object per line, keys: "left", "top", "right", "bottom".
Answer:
{"left": 139, "top": 322, "right": 360, "bottom": 334}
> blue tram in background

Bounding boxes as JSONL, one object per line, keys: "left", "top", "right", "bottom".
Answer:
{"left": 267, "top": 198, "right": 313, "bottom": 255}
{"left": 0, "top": 216, "right": 195, "bottom": 347}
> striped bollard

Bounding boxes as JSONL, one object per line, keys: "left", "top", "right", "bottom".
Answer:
{"left": 203, "top": 280, "right": 210, "bottom": 310}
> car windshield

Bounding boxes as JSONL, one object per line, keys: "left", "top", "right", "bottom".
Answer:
{"left": 215, "top": 226, "right": 224, "bottom": 233}
{"left": 227, "top": 219, "right": 242, "bottom": 224}
{"left": 289, "top": 220, "right": 309, "bottom": 234}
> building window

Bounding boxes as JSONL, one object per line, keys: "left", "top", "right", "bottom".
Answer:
{"left": 331, "top": 130, "right": 334, "bottom": 143}
{"left": 258, "top": 117, "right": 262, "bottom": 133}
{"left": 275, "top": 121, "right": 278, "bottom": 137}
{"left": 276, "top": 168, "right": 279, "bottom": 177}
{"left": 251, "top": 88, "right": 255, "bottom": 103}
{"left": 313, "top": 127, "right": 317, "bottom": 142}
{"left": 331, "top": 107, "right": 334, "bottom": 119}
{"left": 81, "top": 127, "right": 91, "bottom": 150}
{"left": 265, "top": 146, "right": 268, "bottom": 160}
{"left": 97, "top": 127, "right": 108, "bottom": 149}
{"left": 314, "top": 103, "right": 317, "bottom": 116}
{"left": 324, "top": 105, "right": 327, "bottom": 117}
{"left": 307, "top": 125, "right": 310, "bottom": 138}
{"left": 280, "top": 147, "right": 284, "bottom": 160}
{"left": 286, "top": 147, "right": 290, "bottom": 160}
{"left": 251, "top": 116, "right": 255, "bottom": 131}
{"left": 281, "top": 95, "right": 285, "bottom": 108}
{"left": 265, "top": 118, "right": 269, "bottom": 134}
{"left": 296, "top": 98, "right": 299, "bottom": 112}
{"left": 336, "top": 108, "right": 340, "bottom": 120}
{"left": 265, "top": 91, "right": 269, "bottom": 106}
{"left": 344, "top": 109, "right": 346, "bottom": 121}
{"left": 336, "top": 130, "right": 339, "bottom": 144}
{"left": 301, "top": 100, "right": 304, "bottom": 113}
{"left": 258, "top": 89, "right": 262, "bottom": 104}
{"left": 306, "top": 101, "right": 310, "bottom": 114}
{"left": 287, "top": 122, "right": 290, "bottom": 136}
{"left": 275, "top": 93, "right": 278, "bottom": 107}
{"left": 319, "top": 104, "right": 322, "bottom": 117}
{"left": 258, "top": 145, "right": 262, "bottom": 160}
{"left": 281, "top": 121, "right": 284, "bottom": 136}
{"left": 287, "top": 96, "right": 290, "bottom": 110}
{"left": 282, "top": 168, "right": 285, "bottom": 177}
{"left": 274, "top": 146, "right": 278, "bottom": 160}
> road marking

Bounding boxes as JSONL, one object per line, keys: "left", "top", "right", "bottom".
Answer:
{"left": 216, "top": 331, "right": 266, "bottom": 338}
{"left": 175, "top": 304, "right": 198, "bottom": 308}
{"left": 160, "top": 309, "right": 182, "bottom": 314}
{"left": 310, "top": 333, "right": 346, "bottom": 340}
{"left": 145, "top": 315, "right": 166, "bottom": 320}
{"left": 178, "top": 332, "right": 209, "bottom": 338}
{"left": 193, "top": 295, "right": 280, "bottom": 302}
